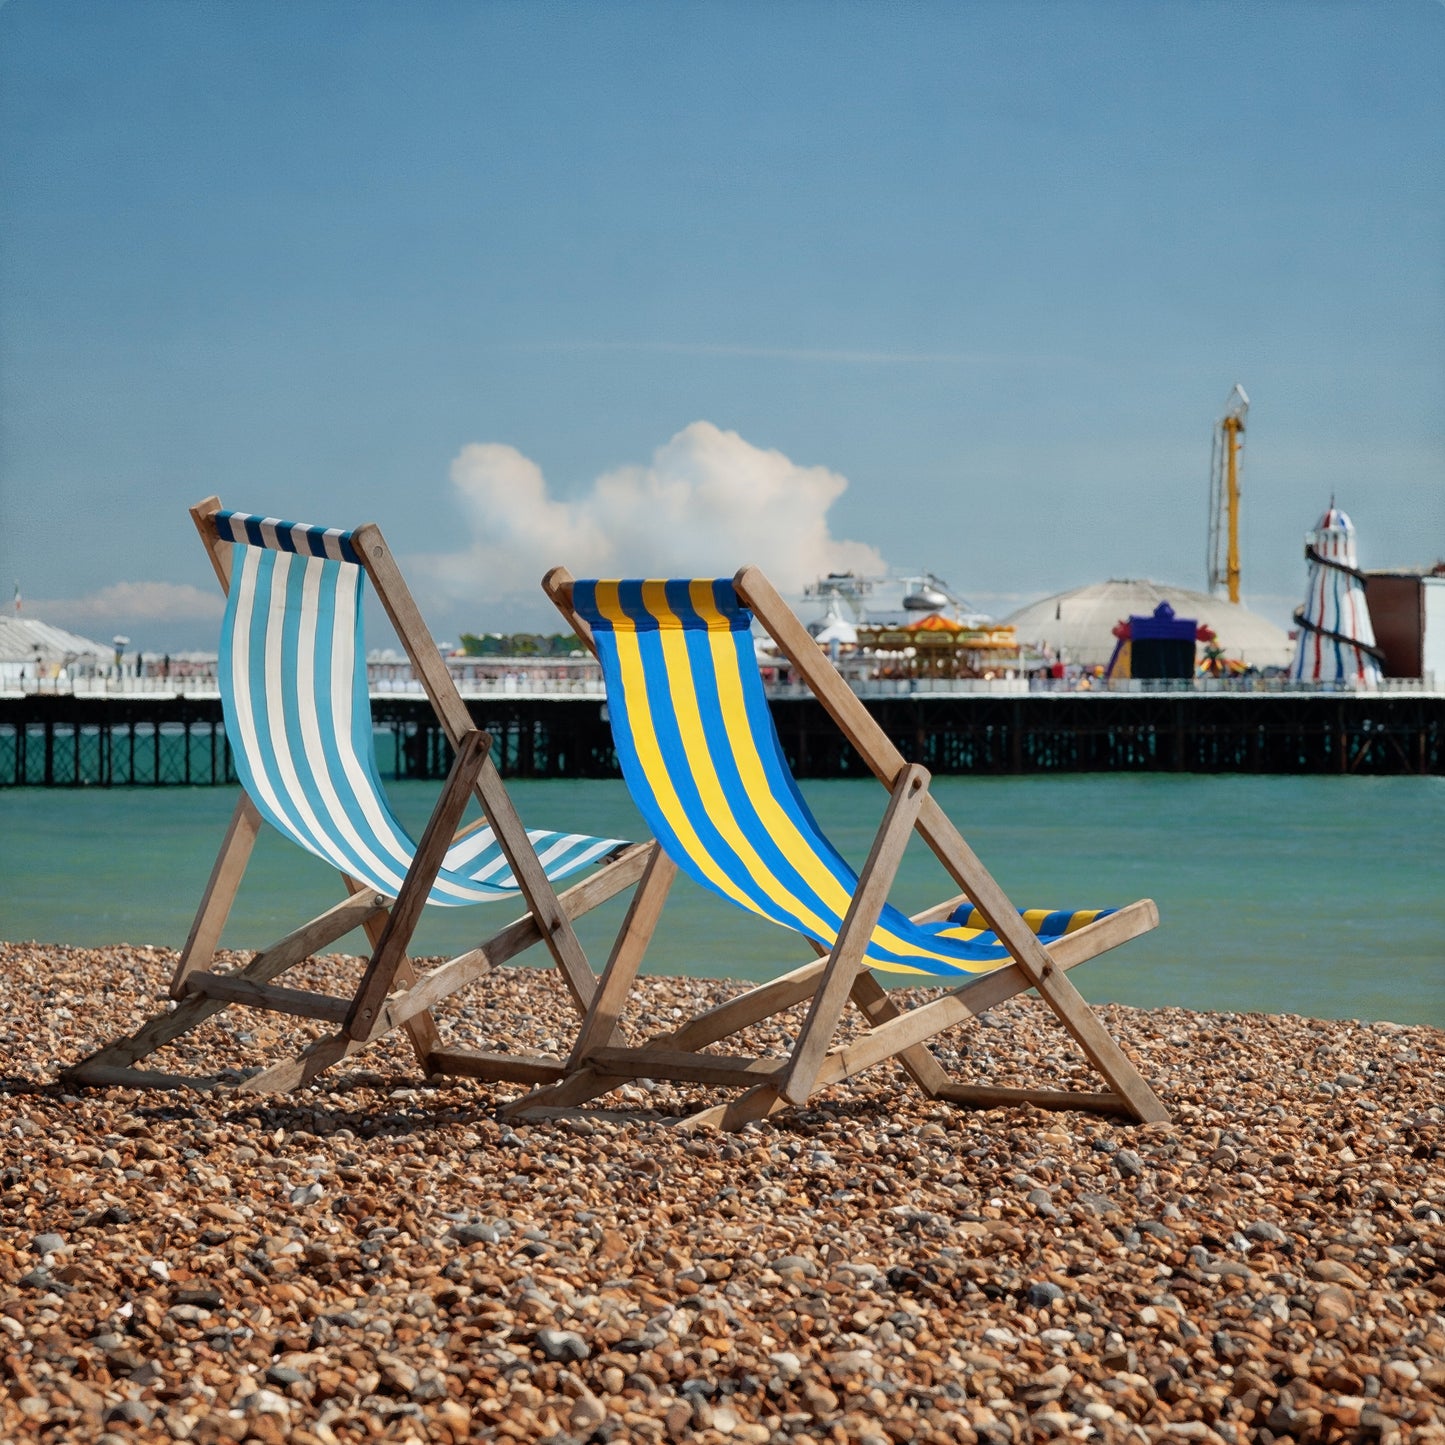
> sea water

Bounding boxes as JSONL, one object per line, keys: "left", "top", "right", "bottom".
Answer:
{"left": 1, "top": 775, "right": 1441, "bottom": 1026}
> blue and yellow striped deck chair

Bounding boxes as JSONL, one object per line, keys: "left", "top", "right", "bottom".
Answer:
{"left": 511, "top": 565, "right": 1166, "bottom": 1129}
{"left": 66, "top": 498, "right": 656, "bottom": 1095}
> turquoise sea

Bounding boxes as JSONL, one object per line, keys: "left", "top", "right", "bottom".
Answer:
{"left": 1, "top": 775, "right": 1441, "bottom": 1026}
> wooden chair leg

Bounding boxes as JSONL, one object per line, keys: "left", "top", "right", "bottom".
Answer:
{"left": 775, "top": 764, "right": 930, "bottom": 1106}
{"left": 472, "top": 753, "right": 602, "bottom": 1016}
{"left": 847, "top": 971, "right": 952, "bottom": 1098}
{"left": 914, "top": 802, "right": 1167, "bottom": 1123}
{"left": 346, "top": 729, "right": 491, "bottom": 1042}
{"left": 343, "top": 877, "right": 441, "bottom": 1072}
{"left": 63, "top": 889, "right": 389, "bottom": 1087}
{"left": 792, "top": 902, "right": 1162, "bottom": 1116}
{"left": 238, "top": 1033, "right": 361, "bottom": 1094}
{"left": 502, "top": 845, "right": 675, "bottom": 1119}
{"left": 679, "top": 1083, "right": 791, "bottom": 1132}
{"left": 169, "top": 795, "right": 262, "bottom": 998}
{"left": 565, "top": 845, "right": 676, "bottom": 1067}
{"left": 501, "top": 1065, "right": 628, "bottom": 1118}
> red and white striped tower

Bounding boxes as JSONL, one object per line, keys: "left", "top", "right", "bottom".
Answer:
{"left": 1289, "top": 504, "right": 1383, "bottom": 685}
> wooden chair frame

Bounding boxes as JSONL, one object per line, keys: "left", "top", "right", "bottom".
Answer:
{"left": 505, "top": 564, "right": 1167, "bottom": 1129}
{"left": 64, "top": 498, "right": 657, "bottom": 1095}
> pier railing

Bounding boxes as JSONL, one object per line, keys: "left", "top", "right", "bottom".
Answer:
{"left": 4, "top": 669, "right": 1438, "bottom": 701}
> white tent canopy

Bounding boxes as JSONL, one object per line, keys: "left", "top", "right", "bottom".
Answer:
{"left": 0, "top": 616, "right": 115, "bottom": 685}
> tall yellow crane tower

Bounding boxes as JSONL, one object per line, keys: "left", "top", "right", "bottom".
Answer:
{"left": 1207, "top": 384, "right": 1249, "bottom": 604}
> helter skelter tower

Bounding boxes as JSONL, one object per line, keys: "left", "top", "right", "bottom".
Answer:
{"left": 1289, "top": 503, "right": 1385, "bottom": 686}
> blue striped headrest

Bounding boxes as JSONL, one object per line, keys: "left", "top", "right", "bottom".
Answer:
{"left": 214, "top": 510, "right": 361, "bottom": 565}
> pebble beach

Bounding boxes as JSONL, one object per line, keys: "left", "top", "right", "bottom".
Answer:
{"left": 2, "top": 940, "right": 1442, "bottom": 1445}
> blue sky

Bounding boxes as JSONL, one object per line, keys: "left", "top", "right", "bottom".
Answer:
{"left": 2, "top": 0, "right": 1442, "bottom": 651}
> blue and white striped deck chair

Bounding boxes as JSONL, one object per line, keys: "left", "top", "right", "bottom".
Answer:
{"left": 512, "top": 565, "right": 1166, "bottom": 1130}
{"left": 66, "top": 498, "right": 654, "bottom": 1096}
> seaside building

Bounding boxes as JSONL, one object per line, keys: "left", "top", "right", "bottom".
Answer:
{"left": 1288, "top": 505, "right": 1383, "bottom": 687}
{"left": 0, "top": 616, "right": 113, "bottom": 690}
{"left": 1364, "top": 565, "right": 1445, "bottom": 687}
{"left": 1003, "top": 580, "right": 1292, "bottom": 673}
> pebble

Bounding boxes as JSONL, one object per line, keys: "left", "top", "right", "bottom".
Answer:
{"left": 1026, "top": 1280, "right": 1065, "bottom": 1307}
{"left": 535, "top": 1329, "right": 590, "bottom": 1363}
{"left": 1, "top": 939, "right": 1442, "bottom": 1445}
{"left": 1314, "top": 1284, "right": 1355, "bottom": 1322}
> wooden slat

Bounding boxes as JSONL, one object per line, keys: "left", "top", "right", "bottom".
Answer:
{"left": 472, "top": 753, "right": 601, "bottom": 1016}
{"left": 345, "top": 728, "right": 491, "bottom": 1040}
{"left": 588, "top": 1047, "right": 785, "bottom": 1085}
{"left": 776, "top": 763, "right": 930, "bottom": 1105}
{"left": 655, "top": 892, "right": 971, "bottom": 1054}
{"left": 935, "top": 1084, "right": 1129, "bottom": 1115}
{"left": 189, "top": 496, "right": 232, "bottom": 591}
{"left": 660, "top": 958, "right": 826, "bottom": 1051}
{"left": 354, "top": 522, "right": 475, "bottom": 746}
{"left": 501, "top": 1065, "right": 628, "bottom": 1117}
{"left": 678, "top": 1084, "right": 790, "bottom": 1133}
{"left": 62, "top": 1064, "right": 224, "bottom": 1092}
{"left": 62, "top": 890, "right": 388, "bottom": 1081}
{"left": 566, "top": 845, "right": 676, "bottom": 1068}
{"left": 426, "top": 1051, "right": 568, "bottom": 1085}
{"left": 183, "top": 973, "right": 352, "bottom": 1023}
{"left": 910, "top": 893, "right": 971, "bottom": 926}
{"left": 373, "top": 842, "right": 652, "bottom": 1034}
{"left": 238, "top": 1033, "right": 358, "bottom": 1094}
{"left": 542, "top": 567, "right": 596, "bottom": 657}
{"left": 847, "top": 969, "right": 952, "bottom": 1097}
{"left": 240, "top": 890, "right": 392, "bottom": 980}
{"left": 168, "top": 501, "right": 250, "bottom": 998}
{"left": 170, "top": 795, "right": 263, "bottom": 998}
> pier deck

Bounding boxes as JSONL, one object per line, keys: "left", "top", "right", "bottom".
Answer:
{"left": 1, "top": 687, "right": 1439, "bottom": 785}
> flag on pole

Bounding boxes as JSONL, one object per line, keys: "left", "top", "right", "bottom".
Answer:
{"left": 11, "top": 582, "right": 19, "bottom": 615}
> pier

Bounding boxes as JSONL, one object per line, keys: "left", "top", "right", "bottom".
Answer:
{"left": 2, "top": 683, "right": 1440, "bottom": 785}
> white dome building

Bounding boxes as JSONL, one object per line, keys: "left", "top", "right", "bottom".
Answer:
{"left": 1003, "top": 580, "right": 1293, "bottom": 672}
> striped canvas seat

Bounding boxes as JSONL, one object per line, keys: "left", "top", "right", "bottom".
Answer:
{"left": 572, "top": 578, "right": 1112, "bottom": 977}
{"left": 217, "top": 512, "right": 625, "bottom": 903}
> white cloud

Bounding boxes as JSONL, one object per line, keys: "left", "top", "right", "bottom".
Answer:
{"left": 414, "top": 421, "right": 887, "bottom": 617}
{"left": 24, "top": 581, "right": 223, "bottom": 637}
